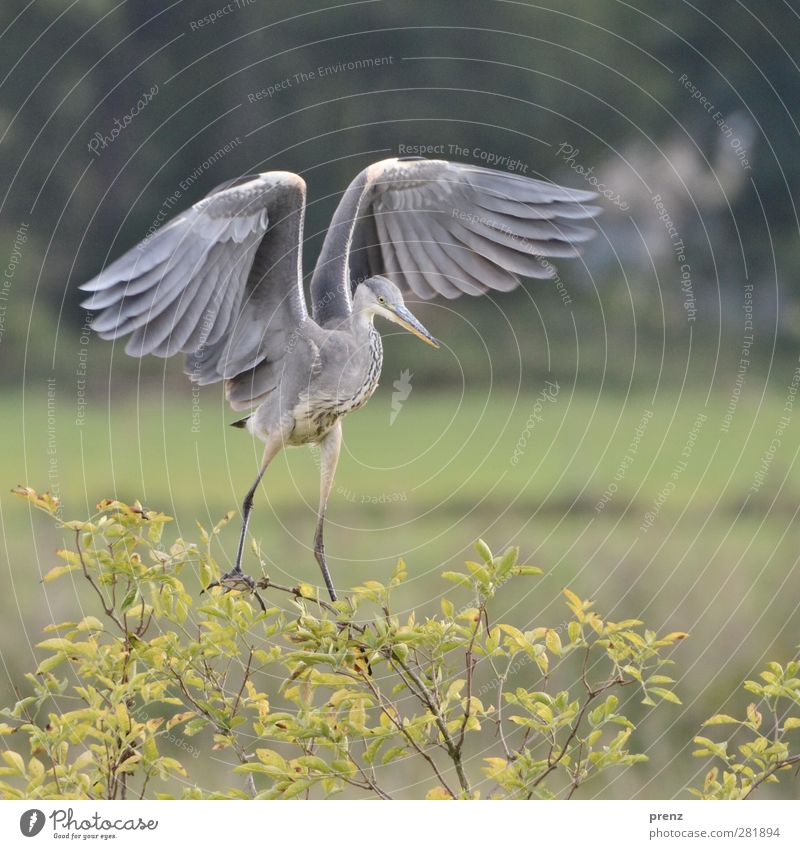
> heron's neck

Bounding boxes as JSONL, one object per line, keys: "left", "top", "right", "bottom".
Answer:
{"left": 349, "top": 310, "right": 383, "bottom": 373}
{"left": 349, "top": 307, "right": 378, "bottom": 340}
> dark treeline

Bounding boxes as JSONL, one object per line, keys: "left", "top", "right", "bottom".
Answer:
{"left": 1, "top": 0, "right": 797, "bottom": 385}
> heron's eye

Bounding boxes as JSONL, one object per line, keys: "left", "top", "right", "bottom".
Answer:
{"left": 378, "top": 296, "right": 386, "bottom": 304}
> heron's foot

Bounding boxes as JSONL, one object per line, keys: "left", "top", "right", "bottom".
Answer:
{"left": 203, "top": 568, "right": 267, "bottom": 612}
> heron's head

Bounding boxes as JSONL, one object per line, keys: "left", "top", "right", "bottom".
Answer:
{"left": 356, "top": 276, "right": 440, "bottom": 348}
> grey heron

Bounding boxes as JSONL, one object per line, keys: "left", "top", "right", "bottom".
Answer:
{"left": 81, "top": 156, "right": 598, "bottom": 602}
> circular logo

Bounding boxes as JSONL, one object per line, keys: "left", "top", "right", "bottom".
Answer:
{"left": 19, "top": 810, "right": 46, "bottom": 837}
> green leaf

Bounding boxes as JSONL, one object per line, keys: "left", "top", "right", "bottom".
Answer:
{"left": 496, "top": 547, "right": 518, "bottom": 577}
{"left": 295, "top": 756, "right": 330, "bottom": 773}
{"left": 693, "top": 736, "right": 728, "bottom": 760}
{"left": 381, "top": 746, "right": 406, "bottom": 765}
{"left": 465, "top": 561, "right": 490, "bottom": 584}
{"left": 363, "top": 738, "right": 385, "bottom": 765}
{"left": 474, "top": 539, "right": 493, "bottom": 563}
{"left": 281, "top": 779, "right": 312, "bottom": 799}
{"left": 120, "top": 588, "right": 138, "bottom": 612}
{"left": 441, "top": 571, "right": 472, "bottom": 589}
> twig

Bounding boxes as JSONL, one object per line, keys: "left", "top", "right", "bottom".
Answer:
{"left": 390, "top": 656, "right": 470, "bottom": 795}
{"left": 456, "top": 610, "right": 482, "bottom": 753}
{"left": 231, "top": 647, "right": 253, "bottom": 718}
{"left": 75, "top": 530, "right": 126, "bottom": 633}
{"left": 743, "top": 754, "right": 800, "bottom": 799}
{"left": 255, "top": 577, "right": 348, "bottom": 620}
{"left": 347, "top": 750, "right": 393, "bottom": 800}
{"left": 360, "top": 672, "right": 457, "bottom": 799}
{"left": 530, "top": 673, "right": 626, "bottom": 792}
{"left": 170, "top": 667, "right": 257, "bottom": 798}
{"left": 566, "top": 740, "right": 585, "bottom": 799}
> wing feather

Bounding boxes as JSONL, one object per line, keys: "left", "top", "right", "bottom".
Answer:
{"left": 80, "top": 172, "right": 308, "bottom": 406}
{"left": 311, "top": 157, "right": 598, "bottom": 319}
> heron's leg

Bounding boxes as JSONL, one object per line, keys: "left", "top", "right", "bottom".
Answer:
{"left": 228, "top": 433, "right": 284, "bottom": 578}
{"left": 314, "top": 421, "right": 342, "bottom": 602}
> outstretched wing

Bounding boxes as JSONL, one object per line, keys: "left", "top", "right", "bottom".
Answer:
{"left": 81, "top": 172, "right": 307, "bottom": 409}
{"left": 310, "top": 157, "right": 599, "bottom": 324}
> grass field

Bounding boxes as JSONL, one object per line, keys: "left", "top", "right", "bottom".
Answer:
{"left": 3, "top": 367, "right": 800, "bottom": 797}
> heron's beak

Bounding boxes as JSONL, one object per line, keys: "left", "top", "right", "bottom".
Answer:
{"left": 389, "top": 304, "right": 440, "bottom": 348}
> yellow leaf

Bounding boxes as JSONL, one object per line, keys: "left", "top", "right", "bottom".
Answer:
{"left": 745, "top": 703, "right": 762, "bottom": 728}
{"left": 515, "top": 565, "right": 542, "bottom": 576}
{"left": 1, "top": 750, "right": 25, "bottom": 774}
{"left": 457, "top": 608, "right": 481, "bottom": 623}
{"left": 348, "top": 702, "right": 367, "bottom": 732}
{"left": 426, "top": 785, "right": 453, "bottom": 800}
{"left": 545, "top": 629, "right": 562, "bottom": 656}
{"left": 42, "top": 564, "right": 79, "bottom": 582}
{"left": 36, "top": 638, "right": 74, "bottom": 653}
{"left": 256, "top": 749, "right": 287, "bottom": 769}
{"left": 703, "top": 714, "right": 739, "bottom": 726}
{"left": 482, "top": 757, "right": 508, "bottom": 780}
{"left": 446, "top": 679, "right": 466, "bottom": 702}
{"left": 73, "top": 750, "right": 95, "bottom": 771}
{"left": 36, "top": 654, "right": 66, "bottom": 675}
{"left": 76, "top": 616, "right": 105, "bottom": 632}
{"left": 650, "top": 687, "right": 682, "bottom": 705}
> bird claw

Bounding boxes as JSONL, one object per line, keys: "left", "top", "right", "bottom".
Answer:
{"left": 203, "top": 569, "right": 267, "bottom": 612}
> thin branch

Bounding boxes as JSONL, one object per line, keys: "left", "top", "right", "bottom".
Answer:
{"left": 360, "top": 672, "right": 457, "bottom": 799}
{"left": 390, "top": 656, "right": 470, "bottom": 795}
{"left": 169, "top": 666, "right": 257, "bottom": 798}
{"left": 530, "top": 674, "right": 626, "bottom": 792}
{"left": 496, "top": 678, "right": 514, "bottom": 761}
{"left": 75, "top": 530, "right": 125, "bottom": 632}
{"left": 456, "top": 610, "right": 482, "bottom": 754}
{"left": 744, "top": 754, "right": 800, "bottom": 799}
{"left": 347, "top": 750, "right": 393, "bottom": 800}
{"left": 255, "top": 577, "right": 347, "bottom": 620}
{"left": 231, "top": 647, "right": 253, "bottom": 718}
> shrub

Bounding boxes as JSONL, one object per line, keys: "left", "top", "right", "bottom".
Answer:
{"left": 691, "top": 659, "right": 800, "bottom": 799}
{"left": 3, "top": 487, "right": 688, "bottom": 799}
